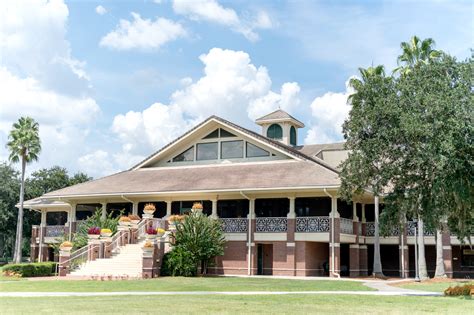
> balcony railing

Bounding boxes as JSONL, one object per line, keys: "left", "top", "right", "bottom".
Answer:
{"left": 366, "top": 222, "right": 376, "bottom": 236}
{"left": 296, "top": 216, "right": 330, "bottom": 233}
{"left": 340, "top": 218, "right": 353, "bottom": 234}
{"left": 256, "top": 217, "right": 287, "bottom": 233}
{"left": 45, "top": 225, "right": 67, "bottom": 237}
{"left": 407, "top": 221, "right": 435, "bottom": 236}
{"left": 220, "top": 218, "right": 248, "bottom": 233}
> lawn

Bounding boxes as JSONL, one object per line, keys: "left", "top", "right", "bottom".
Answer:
{"left": 0, "top": 276, "right": 373, "bottom": 292}
{"left": 397, "top": 280, "right": 474, "bottom": 292}
{"left": 0, "top": 295, "right": 471, "bottom": 314}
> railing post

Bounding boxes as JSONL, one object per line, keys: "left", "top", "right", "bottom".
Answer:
{"left": 58, "top": 248, "right": 71, "bottom": 276}
{"left": 142, "top": 239, "right": 163, "bottom": 278}
{"left": 88, "top": 239, "right": 100, "bottom": 261}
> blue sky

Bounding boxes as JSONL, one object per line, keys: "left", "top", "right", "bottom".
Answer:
{"left": 0, "top": 0, "right": 472, "bottom": 177}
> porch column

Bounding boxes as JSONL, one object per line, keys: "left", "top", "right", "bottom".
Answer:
{"left": 68, "top": 203, "right": 77, "bottom": 240}
{"left": 329, "top": 196, "right": 340, "bottom": 277}
{"left": 359, "top": 204, "right": 368, "bottom": 276}
{"left": 101, "top": 202, "right": 107, "bottom": 220}
{"left": 132, "top": 202, "right": 138, "bottom": 216}
{"left": 211, "top": 199, "right": 218, "bottom": 218}
{"left": 39, "top": 211, "right": 47, "bottom": 262}
{"left": 248, "top": 198, "right": 256, "bottom": 275}
{"left": 286, "top": 197, "right": 296, "bottom": 276}
{"left": 442, "top": 228, "right": 453, "bottom": 278}
{"left": 350, "top": 202, "right": 360, "bottom": 277}
{"left": 399, "top": 220, "right": 409, "bottom": 278}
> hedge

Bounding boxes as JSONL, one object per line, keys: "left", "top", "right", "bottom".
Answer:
{"left": 2, "top": 262, "right": 58, "bottom": 277}
{"left": 444, "top": 284, "right": 474, "bottom": 297}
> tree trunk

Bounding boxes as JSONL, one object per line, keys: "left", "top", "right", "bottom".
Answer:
{"left": 373, "top": 196, "right": 383, "bottom": 276}
{"left": 434, "top": 228, "right": 446, "bottom": 277}
{"left": 13, "top": 157, "right": 26, "bottom": 264}
{"left": 417, "top": 217, "right": 429, "bottom": 279}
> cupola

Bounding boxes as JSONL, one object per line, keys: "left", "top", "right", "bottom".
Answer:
{"left": 255, "top": 109, "right": 305, "bottom": 146}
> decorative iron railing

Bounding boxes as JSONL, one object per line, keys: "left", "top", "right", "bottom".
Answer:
{"left": 220, "top": 218, "right": 248, "bottom": 233}
{"left": 407, "top": 221, "right": 434, "bottom": 236}
{"left": 45, "top": 225, "right": 66, "bottom": 237}
{"left": 340, "top": 218, "right": 353, "bottom": 234}
{"left": 256, "top": 217, "right": 287, "bottom": 233}
{"left": 296, "top": 216, "right": 330, "bottom": 233}
{"left": 366, "top": 222, "right": 376, "bottom": 236}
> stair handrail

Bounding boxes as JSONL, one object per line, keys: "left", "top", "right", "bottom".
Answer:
{"left": 137, "top": 219, "right": 148, "bottom": 238}
{"left": 56, "top": 243, "right": 99, "bottom": 275}
{"left": 104, "top": 229, "right": 126, "bottom": 254}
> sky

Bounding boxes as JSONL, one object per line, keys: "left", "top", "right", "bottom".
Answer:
{"left": 0, "top": 0, "right": 472, "bottom": 178}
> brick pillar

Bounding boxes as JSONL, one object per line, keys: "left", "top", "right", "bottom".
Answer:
{"left": 30, "top": 226, "right": 39, "bottom": 262}
{"left": 359, "top": 245, "right": 368, "bottom": 276}
{"left": 250, "top": 217, "right": 257, "bottom": 275}
{"left": 286, "top": 217, "right": 296, "bottom": 276}
{"left": 399, "top": 223, "right": 409, "bottom": 278}
{"left": 442, "top": 230, "right": 453, "bottom": 278}
{"left": 58, "top": 249, "right": 71, "bottom": 276}
{"left": 129, "top": 225, "right": 138, "bottom": 244}
{"left": 102, "top": 238, "right": 112, "bottom": 259}
{"left": 142, "top": 241, "right": 162, "bottom": 279}
{"left": 350, "top": 244, "right": 360, "bottom": 277}
{"left": 330, "top": 215, "right": 341, "bottom": 277}
{"left": 117, "top": 227, "right": 129, "bottom": 246}
{"left": 87, "top": 240, "right": 101, "bottom": 261}
{"left": 38, "top": 225, "right": 49, "bottom": 262}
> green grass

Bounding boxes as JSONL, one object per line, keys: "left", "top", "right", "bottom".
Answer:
{"left": 398, "top": 280, "right": 474, "bottom": 292}
{"left": 0, "top": 295, "right": 471, "bottom": 314}
{"left": 0, "top": 276, "right": 373, "bottom": 292}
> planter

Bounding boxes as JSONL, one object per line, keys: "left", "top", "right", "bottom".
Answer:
{"left": 142, "top": 246, "right": 154, "bottom": 253}
{"left": 143, "top": 209, "right": 155, "bottom": 215}
{"left": 146, "top": 234, "right": 157, "bottom": 240}
{"left": 157, "top": 232, "right": 165, "bottom": 238}
{"left": 101, "top": 232, "right": 112, "bottom": 237}
{"left": 130, "top": 219, "right": 140, "bottom": 224}
{"left": 88, "top": 234, "right": 100, "bottom": 239}
{"left": 119, "top": 221, "right": 130, "bottom": 227}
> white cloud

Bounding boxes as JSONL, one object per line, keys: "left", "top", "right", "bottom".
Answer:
{"left": 95, "top": 5, "right": 107, "bottom": 15}
{"left": 78, "top": 150, "right": 115, "bottom": 177}
{"left": 304, "top": 79, "right": 354, "bottom": 144}
{"left": 110, "top": 48, "right": 301, "bottom": 166}
{"left": 100, "top": 12, "right": 186, "bottom": 51}
{"left": 172, "top": 0, "right": 273, "bottom": 41}
{"left": 0, "top": 0, "right": 101, "bottom": 177}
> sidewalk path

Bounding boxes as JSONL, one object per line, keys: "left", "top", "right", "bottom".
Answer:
{"left": 0, "top": 290, "right": 441, "bottom": 297}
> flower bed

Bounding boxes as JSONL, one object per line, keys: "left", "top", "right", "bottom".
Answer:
{"left": 444, "top": 284, "right": 474, "bottom": 296}
{"left": 2, "top": 262, "right": 58, "bottom": 277}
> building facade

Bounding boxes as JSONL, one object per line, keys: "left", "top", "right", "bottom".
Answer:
{"left": 25, "top": 110, "right": 473, "bottom": 278}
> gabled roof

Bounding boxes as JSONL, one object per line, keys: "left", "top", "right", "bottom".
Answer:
{"left": 132, "top": 115, "right": 332, "bottom": 171}
{"left": 295, "top": 142, "right": 346, "bottom": 157}
{"left": 255, "top": 109, "right": 305, "bottom": 128}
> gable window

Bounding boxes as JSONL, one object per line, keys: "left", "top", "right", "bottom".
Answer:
{"left": 173, "top": 146, "right": 194, "bottom": 162}
{"left": 203, "top": 129, "right": 219, "bottom": 139}
{"left": 203, "top": 128, "right": 236, "bottom": 139}
{"left": 221, "top": 140, "right": 243, "bottom": 159}
{"left": 220, "top": 129, "right": 236, "bottom": 138}
{"left": 290, "top": 126, "right": 297, "bottom": 145}
{"left": 267, "top": 124, "right": 283, "bottom": 140}
{"left": 197, "top": 142, "right": 218, "bottom": 160}
{"left": 246, "top": 142, "right": 269, "bottom": 158}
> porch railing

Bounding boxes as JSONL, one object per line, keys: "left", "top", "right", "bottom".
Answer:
{"left": 57, "top": 243, "right": 100, "bottom": 274}
{"left": 45, "top": 225, "right": 66, "bottom": 237}
{"left": 296, "top": 216, "right": 330, "bottom": 233}
{"left": 256, "top": 217, "right": 287, "bottom": 233}
{"left": 340, "top": 218, "right": 353, "bottom": 234}
{"left": 220, "top": 218, "right": 248, "bottom": 233}
{"left": 407, "top": 221, "right": 435, "bottom": 236}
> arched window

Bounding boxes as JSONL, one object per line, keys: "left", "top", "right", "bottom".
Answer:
{"left": 290, "top": 126, "right": 297, "bottom": 145}
{"left": 267, "top": 124, "right": 283, "bottom": 140}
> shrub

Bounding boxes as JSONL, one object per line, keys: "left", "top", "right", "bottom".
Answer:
{"left": 164, "top": 246, "right": 196, "bottom": 277}
{"left": 444, "top": 284, "right": 474, "bottom": 296}
{"left": 2, "top": 262, "right": 58, "bottom": 277}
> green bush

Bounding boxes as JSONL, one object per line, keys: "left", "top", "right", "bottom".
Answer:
{"left": 2, "top": 262, "right": 57, "bottom": 277}
{"left": 164, "top": 246, "right": 197, "bottom": 277}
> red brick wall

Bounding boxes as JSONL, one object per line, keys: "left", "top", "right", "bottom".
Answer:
{"left": 210, "top": 241, "right": 248, "bottom": 275}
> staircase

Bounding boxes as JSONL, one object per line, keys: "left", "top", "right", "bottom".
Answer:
{"left": 68, "top": 241, "right": 145, "bottom": 278}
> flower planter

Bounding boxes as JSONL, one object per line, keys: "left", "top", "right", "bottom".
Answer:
{"left": 130, "top": 219, "right": 140, "bottom": 224}
{"left": 143, "top": 209, "right": 155, "bottom": 215}
{"left": 146, "top": 234, "right": 157, "bottom": 240}
{"left": 101, "top": 232, "right": 112, "bottom": 237}
{"left": 88, "top": 234, "right": 100, "bottom": 239}
{"left": 119, "top": 221, "right": 130, "bottom": 227}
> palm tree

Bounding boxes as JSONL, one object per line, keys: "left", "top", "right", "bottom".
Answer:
{"left": 7, "top": 117, "right": 41, "bottom": 263}
{"left": 349, "top": 65, "right": 387, "bottom": 277}
{"left": 396, "top": 36, "right": 442, "bottom": 279}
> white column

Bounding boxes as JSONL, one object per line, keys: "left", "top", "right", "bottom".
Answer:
{"left": 211, "top": 199, "right": 218, "bottom": 218}
{"left": 330, "top": 197, "right": 339, "bottom": 218}
{"left": 68, "top": 203, "right": 76, "bottom": 241}
{"left": 248, "top": 198, "right": 255, "bottom": 219}
{"left": 39, "top": 211, "right": 47, "bottom": 263}
{"left": 101, "top": 202, "right": 107, "bottom": 220}
{"left": 287, "top": 197, "right": 296, "bottom": 219}
{"left": 361, "top": 204, "right": 366, "bottom": 222}
{"left": 132, "top": 202, "right": 138, "bottom": 216}
{"left": 41, "top": 211, "right": 47, "bottom": 226}
{"left": 352, "top": 202, "right": 358, "bottom": 222}
{"left": 165, "top": 201, "right": 172, "bottom": 218}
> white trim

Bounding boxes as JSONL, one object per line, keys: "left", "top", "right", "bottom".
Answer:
{"left": 254, "top": 233, "right": 287, "bottom": 241}
{"left": 287, "top": 242, "right": 295, "bottom": 247}
{"left": 225, "top": 233, "right": 247, "bottom": 241}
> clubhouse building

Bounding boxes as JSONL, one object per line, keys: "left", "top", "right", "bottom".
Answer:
{"left": 24, "top": 110, "right": 473, "bottom": 278}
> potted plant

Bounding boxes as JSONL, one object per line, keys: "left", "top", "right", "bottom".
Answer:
{"left": 156, "top": 228, "right": 165, "bottom": 237}
{"left": 168, "top": 215, "right": 185, "bottom": 230}
{"left": 87, "top": 227, "right": 101, "bottom": 239}
{"left": 100, "top": 228, "right": 112, "bottom": 237}
{"left": 143, "top": 203, "right": 156, "bottom": 215}
{"left": 128, "top": 214, "right": 141, "bottom": 224}
{"left": 191, "top": 202, "right": 203, "bottom": 213}
{"left": 145, "top": 227, "right": 157, "bottom": 239}
{"left": 119, "top": 216, "right": 131, "bottom": 226}
{"left": 142, "top": 240, "right": 154, "bottom": 253}
{"left": 59, "top": 241, "right": 73, "bottom": 255}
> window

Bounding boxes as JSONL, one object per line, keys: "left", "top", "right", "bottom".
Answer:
{"left": 220, "top": 129, "right": 236, "bottom": 137}
{"left": 221, "top": 140, "right": 243, "bottom": 159}
{"left": 197, "top": 142, "right": 218, "bottom": 160}
{"left": 173, "top": 146, "right": 194, "bottom": 162}
{"left": 290, "top": 126, "right": 297, "bottom": 145}
{"left": 246, "top": 142, "right": 269, "bottom": 158}
{"left": 203, "top": 129, "right": 219, "bottom": 139}
{"left": 267, "top": 124, "right": 283, "bottom": 139}
{"left": 461, "top": 248, "right": 474, "bottom": 267}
